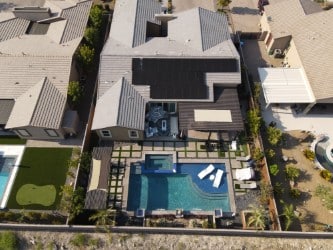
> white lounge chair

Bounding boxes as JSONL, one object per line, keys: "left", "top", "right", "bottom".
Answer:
{"left": 198, "top": 164, "right": 215, "bottom": 179}
{"left": 231, "top": 141, "right": 237, "bottom": 151}
{"left": 213, "top": 169, "right": 224, "bottom": 188}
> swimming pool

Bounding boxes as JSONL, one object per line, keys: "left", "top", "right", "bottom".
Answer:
{"left": 0, "top": 156, "right": 16, "bottom": 201}
{"left": 142, "top": 154, "right": 176, "bottom": 173}
{"left": 127, "top": 163, "right": 230, "bottom": 211}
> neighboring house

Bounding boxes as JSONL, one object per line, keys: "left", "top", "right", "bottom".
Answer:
{"left": 92, "top": 0, "right": 243, "bottom": 142}
{"left": 0, "top": 0, "right": 92, "bottom": 139}
{"left": 259, "top": 0, "right": 333, "bottom": 113}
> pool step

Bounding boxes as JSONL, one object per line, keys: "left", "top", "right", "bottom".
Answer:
{"left": 132, "top": 163, "right": 142, "bottom": 174}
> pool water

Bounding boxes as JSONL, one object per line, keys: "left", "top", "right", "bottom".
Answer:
{"left": 0, "top": 156, "right": 16, "bottom": 200}
{"left": 145, "top": 154, "right": 173, "bottom": 170}
{"left": 127, "top": 163, "right": 230, "bottom": 211}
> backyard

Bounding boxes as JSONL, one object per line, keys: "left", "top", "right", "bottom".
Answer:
{"left": 7, "top": 147, "right": 72, "bottom": 210}
{"left": 0, "top": 136, "right": 26, "bottom": 145}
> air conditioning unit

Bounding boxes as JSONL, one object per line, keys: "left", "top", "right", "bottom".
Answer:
{"left": 273, "top": 49, "right": 284, "bottom": 58}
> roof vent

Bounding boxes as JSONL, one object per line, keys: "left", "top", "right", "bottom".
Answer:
{"left": 267, "top": 16, "right": 272, "bottom": 22}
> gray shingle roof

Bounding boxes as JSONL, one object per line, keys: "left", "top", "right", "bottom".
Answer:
{"left": 0, "top": 18, "right": 30, "bottom": 42}
{"left": 6, "top": 77, "right": 66, "bottom": 129}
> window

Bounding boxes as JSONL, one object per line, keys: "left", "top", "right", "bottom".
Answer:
{"left": 45, "top": 129, "right": 58, "bottom": 137}
{"left": 128, "top": 130, "right": 139, "bottom": 139}
{"left": 16, "top": 129, "right": 31, "bottom": 137}
{"left": 100, "top": 130, "right": 112, "bottom": 138}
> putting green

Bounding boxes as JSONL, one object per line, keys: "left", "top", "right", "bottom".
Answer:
{"left": 16, "top": 184, "right": 56, "bottom": 206}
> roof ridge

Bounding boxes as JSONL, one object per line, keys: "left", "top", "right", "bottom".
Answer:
{"left": 28, "top": 77, "right": 48, "bottom": 125}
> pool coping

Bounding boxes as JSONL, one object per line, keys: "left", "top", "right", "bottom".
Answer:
{"left": 122, "top": 156, "right": 236, "bottom": 216}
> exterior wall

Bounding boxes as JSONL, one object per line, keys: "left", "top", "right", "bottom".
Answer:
{"left": 268, "top": 36, "right": 291, "bottom": 54}
{"left": 97, "top": 126, "right": 144, "bottom": 141}
{"left": 13, "top": 126, "right": 65, "bottom": 140}
{"left": 69, "top": 58, "right": 79, "bottom": 81}
{"left": 284, "top": 39, "right": 303, "bottom": 68}
{"left": 260, "top": 13, "right": 271, "bottom": 39}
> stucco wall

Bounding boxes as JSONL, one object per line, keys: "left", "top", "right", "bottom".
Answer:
{"left": 14, "top": 126, "right": 65, "bottom": 140}
{"left": 97, "top": 127, "right": 144, "bottom": 141}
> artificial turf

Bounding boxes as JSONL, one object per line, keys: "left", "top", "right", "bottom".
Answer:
{"left": 0, "top": 136, "right": 26, "bottom": 145}
{"left": 7, "top": 147, "right": 72, "bottom": 210}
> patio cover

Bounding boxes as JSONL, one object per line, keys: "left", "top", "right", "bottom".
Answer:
{"left": 258, "top": 68, "right": 315, "bottom": 104}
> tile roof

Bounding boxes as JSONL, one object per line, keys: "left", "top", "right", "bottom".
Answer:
{"left": 0, "top": 17, "right": 30, "bottom": 42}
{"left": 0, "top": 100, "right": 14, "bottom": 124}
{"left": 6, "top": 77, "right": 66, "bottom": 129}
{"left": 0, "top": 0, "right": 91, "bottom": 129}
{"left": 264, "top": 0, "right": 333, "bottom": 101}
{"left": 92, "top": 78, "right": 146, "bottom": 131}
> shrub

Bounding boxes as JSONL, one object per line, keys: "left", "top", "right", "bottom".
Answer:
{"left": 285, "top": 164, "right": 300, "bottom": 182}
{"left": 247, "top": 108, "right": 262, "bottom": 137}
{"left": 70, "top": 233, "right": 87, "bottom": 248}
{"left": 269, "top": 164, "right": 279, "bottom": 176}
{"left": 267, "top": 126, "right": 283, "bottom": 146}
{"left": 303, "top": 149, "right": 315, "bottom": 161}
{"left": 289, "top": 188, "right": 301, "bottom": 199}
{"left": 0, "top": 231, "right": 18, "bottom": 250}
{"left": 320, "top": 170, "right": 332, "bottom": 182}
{"left": 67, "top": 81, "right": 83, "bottom": 106}
{"left": 253, "top": 147, "right": 264, "bottom": 164}
{"left": 265, "top": 148, "right": 276, "bottom": 159}
{"left": 259, "top": 181, "right": 273, "bottom": 205}
{"left": 273, "top": 182, "right": 284, "bottom": 196}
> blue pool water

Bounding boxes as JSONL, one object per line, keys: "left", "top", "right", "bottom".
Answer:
{"left": 127, "top": 163, "right": 230, "bottom": 211}
{"left": 0, "top": 156, "right": 16, "bottom": 200}
{"left": 142, "top": 154, "right": 176, "bottom": 173}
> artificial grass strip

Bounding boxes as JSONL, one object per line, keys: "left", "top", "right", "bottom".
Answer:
{"left": 7, "top": 147, "right": 72, "bottom": 210}
{"left": 16, "top": 184, "right": 56, "bottom": 206}
{"left": 0, "top": 136, "right": 26, "bottom": 145}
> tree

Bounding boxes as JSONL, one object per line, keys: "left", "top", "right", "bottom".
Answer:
{"left": 89, "top": 5, "right": 103, "bottom": 28}
{"left": 285, "top": 164, "right": 300, "bottom": 182}
{"left": 84, "top": 27, "right": 100, "bottom": 48}
{"left": 67, "top": 81, "right": 83, "bottom": 106}
{"left": 76, "top": 45, "right": 95, "bottom": 70}
{"left": 217, "top": 0, "right": 232, "bottom": 12}
{"left": 267, "top": 126, "right": 283, "bottom": 146}
{"left": 247, "top": 205, "right": 267, "bottom": 230}
{"left": 281, "top": 203, "right": 297, "bottom": 231}
{"left": 247, "top": 108, "right": 262, "bottom": 137}
{"left": 89, "top": 209, "right": 117, "bottom": 227}
{"left": 320, "top": 169, "right": 332, "bottom": 181}
{"left": 70, "top": 187, "right": 85, "bottom": 221}
{"left": 269, "top": 164, "right": 279, "bottom": 176}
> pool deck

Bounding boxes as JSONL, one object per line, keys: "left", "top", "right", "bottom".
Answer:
{"left": 110, "top": 141, "right": 254, "bottom": 216}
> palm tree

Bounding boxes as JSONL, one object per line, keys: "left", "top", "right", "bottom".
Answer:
{"left": 285, "top": 164, "right": 300, "bottom": 182}
{"left": 280, "top": 203, "right": 297, "bottom": 231}
{"left": 89, "top": 209, "right": 117, "bottom": 228}
{"left": 247, "top": 205, "right": 267, "bottom": 230}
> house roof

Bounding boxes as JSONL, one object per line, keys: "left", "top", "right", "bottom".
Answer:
{"left": 0, "top": 0, "right": 91, "bottom": 129}
{"left": 98, "top": 0, "right": 240, "bottom": 100}
{"left": 84, "top": 189, "right": 108, "bottom": 210}
{"left": 258, "top": 68, "right": 315, "bottom": 104}
{"left": 178, "top": 87, "right": 244, "bottom": 131}
{"left": 6, "top": 77, "right": 66, "bottom": 129}
{"left": 264, "top": 0, "right": 333, "bottom": 102}
{"left": 132, "top": 58, "right": 238, "bottom": 99}
{"left": 0, "top": 100, "right": 14, "bottom": 125}
{"left": 92, "top": 78, "right": 146, "bottom": 131}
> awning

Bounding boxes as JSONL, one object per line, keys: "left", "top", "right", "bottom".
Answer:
{"left": 194, "top": 110, "right": 232, "bottom": 122}
{"left": 258, "top": 68, "right": 315, "bottom": 104}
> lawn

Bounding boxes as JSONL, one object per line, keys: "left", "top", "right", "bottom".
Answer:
{"left": 7, "top": 147, "right": 72, "bottom": 210}
{"left": 0, "top": 136, "right": 26, "bottom": 145}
